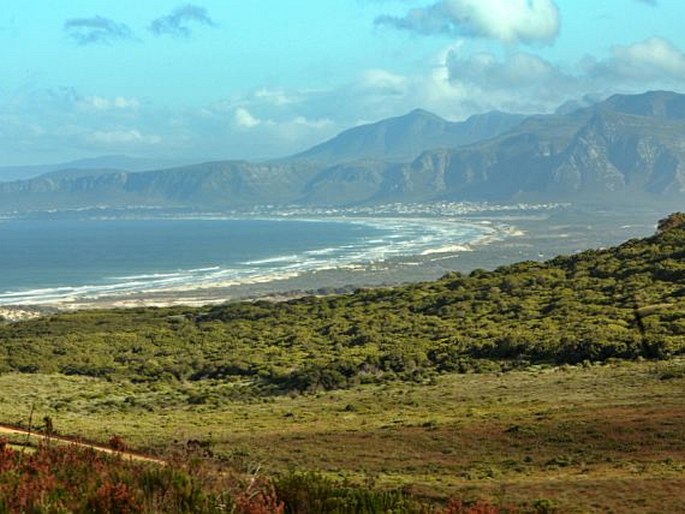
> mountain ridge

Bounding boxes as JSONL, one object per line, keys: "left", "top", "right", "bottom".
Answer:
{"left": 285, "top": 109, "right": 526, "bottom": 165}
{"left": 1, "top": 90, "right": 684, "bottom": 212}
{"left": 0, "top": 155, "right": 191, "bottom": 183}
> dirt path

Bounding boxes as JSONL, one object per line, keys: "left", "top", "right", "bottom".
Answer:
{"left": 0, "top": 423, "right": 164, "bottom": 464}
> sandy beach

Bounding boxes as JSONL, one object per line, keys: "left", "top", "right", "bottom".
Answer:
{"left": 0, "top": 306, "right": 49, "bottom": 322}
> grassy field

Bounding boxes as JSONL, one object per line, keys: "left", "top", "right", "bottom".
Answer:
{"left": 2, "top": 359, "right": 684, "bottom": 512}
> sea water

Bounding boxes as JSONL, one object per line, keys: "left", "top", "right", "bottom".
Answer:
{"left": 0, "top": 216, "right": 493, "bottom": 305}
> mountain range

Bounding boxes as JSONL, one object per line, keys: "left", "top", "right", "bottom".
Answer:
{"left": 285, "top": 109, "right": 526, "bottom": 165}
{"left": 1, "top": 90, "right": 684, "bottom": 212}
{"left": 0, "top": 156, "right": 190, "bottom": 183}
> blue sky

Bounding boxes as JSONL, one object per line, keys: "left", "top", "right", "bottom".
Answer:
{"left": 2, "top": 0, "right": 684, "bottom": 165}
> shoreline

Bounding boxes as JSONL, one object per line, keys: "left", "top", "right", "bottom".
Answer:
{"left": 0, "top": 215, "right": 509, "bottom": 312}
{"left": 0, "top": 206, "right": 664, "bottom": 316}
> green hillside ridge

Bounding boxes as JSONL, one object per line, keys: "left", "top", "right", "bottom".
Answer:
{"left": 1, "top": 214, "right": 683, "bottom": 396}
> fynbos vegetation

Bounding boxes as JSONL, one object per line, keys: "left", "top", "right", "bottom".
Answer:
{"left": 0, "top": 439, "right": 518, "bottom": 513}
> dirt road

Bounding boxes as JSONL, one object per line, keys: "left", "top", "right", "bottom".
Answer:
{"left": 0, "top": 423, "right": 163, "bottom": 464}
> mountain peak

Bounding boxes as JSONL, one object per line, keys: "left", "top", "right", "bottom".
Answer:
{"left": 287, "top": 108, "right": 524, "bottom": 166}
{"left": 600, "top": 90, "right": 685, "bottom": 120}
{"left": 402, "top": 108, "right": 444, "bottom": 121}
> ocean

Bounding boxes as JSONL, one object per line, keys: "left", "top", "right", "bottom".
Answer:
{"left": 0, "top": 216, "right": 494, "bottom": 306}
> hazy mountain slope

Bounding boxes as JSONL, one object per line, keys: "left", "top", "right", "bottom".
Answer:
{"left": 287, "top": 109, "right": 526, "bottom": 165}
{"left": 0, "top": 161, "right": 319, "bottom": 211}
{"left": 300, "top": 91, "right": 685, "bottom": 205}
{"left": 1, "top": 91, "right": 684, "bottom": 212}
{"left": 0, "top": 156, "right": 188, "bottom": 182}
{"left": 599, "top": 90, "right": 685, "bottom": 119}
{"left": 0, "top": 110, "right": 526, "bottom": 211}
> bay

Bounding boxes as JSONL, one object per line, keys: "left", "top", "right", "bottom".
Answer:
{"left": 0, "top": 216, "right": 492, "bottom": 305}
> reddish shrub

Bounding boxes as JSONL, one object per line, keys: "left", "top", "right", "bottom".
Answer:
{"left": 88, "top": 481, "right": 142, "bottom": 514}
{"left": 234, "top": 478, "right": 285, "bottom": 514}
{"left": 443, "top": 497, "right": 516, "bottom": 514}
{"left": 109, "top": 435, "right": 128, "bottom": 452}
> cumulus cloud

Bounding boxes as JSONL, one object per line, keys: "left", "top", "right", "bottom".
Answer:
{"left": 448, "top": 51, "right": 570, "bottom": 88}
{"left": 359, "top": 69, "right": 409, "bottom": 96}
{"left": 437, "top": 37, "right": 685, "bottom": 114}
{"left": 0, "top": 87, "right": 171, "bottom": 164}
{"left": 437, "top": 49, "right": 581, "bottom": 113}
{"left": 64, "top": 16, "right": 133, "bottom": 45}
{"left": 149, "top": 4, "right": 216, "bottom": 37}
{"left": 81, "top": 96, "right": 140, "bottom": 111}
{"left": 375, "top": 0, "right": 561, "bottom": 45}
{"left": 586, "top": 37, "right": 685, "bottom": 83}
{"left": 231, "top": 106, "right": 332, "bottom": 134}
{"left": 234, "top": 107, "right": 262, "bottom": 128}
{"left": 253, "top": 88, "right": 300, "bottom": 106}
{"left": 88, "top": 129, "right": 161, "bottom": 145}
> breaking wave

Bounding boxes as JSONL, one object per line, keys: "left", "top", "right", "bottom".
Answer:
{"left": 0, "top": 217, "right": 503, "bottom": 306}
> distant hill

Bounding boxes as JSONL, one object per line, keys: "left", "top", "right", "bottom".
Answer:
{"left": 287, "top": 109, "right": 526, "bottom": 165}
{"left": 0, "top": 160, "right": 319, "bottom": 211}
{"left": 1, "top": 91, "right": 684, "bottom": 212}
{"left": 0, "top": 155, "right": 189, "bottom": 182}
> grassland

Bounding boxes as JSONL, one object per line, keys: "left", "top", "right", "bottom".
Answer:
{"left": 2, "top": 359, "right": 684, "bottom": 512}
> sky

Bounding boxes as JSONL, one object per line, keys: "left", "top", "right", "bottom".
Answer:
{"left": 1, "top": 0, "right": 685, "bottom": 166}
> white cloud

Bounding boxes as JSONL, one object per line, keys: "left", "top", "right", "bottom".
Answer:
{"left": 253, "top": 88, "right": 299, "bottom": 106}
{"left": 292, "top": 116, "right": 334, "bottom": 129}
{"left": 234, "top": 107, "right": 262, "bottom": 128}
{"left": 359, "top": 69, "right": 408, "bottom": 95}
{"left": 379, "top": 45, "right": 580, "bottom": 116}
{"left": 82, "top": 95, "right": 140, "bottom": 111}
{"left": 89, "top": 129, "right": 161, "bottom": 145}
{"left": 448, "top": 50, "right": 571, "bottom": 89}
{"left": 113, "top": 97, "right": 140, "bottom": 109}
{"left": 375, "top": 0, "right": 561, "bottom": 45}
{"left": 587, "top": 37, "right": 685, "bottom": 83}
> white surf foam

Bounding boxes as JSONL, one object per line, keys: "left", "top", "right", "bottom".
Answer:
{"left": 0, "top": 216, "right": 507, "bottom": 306}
